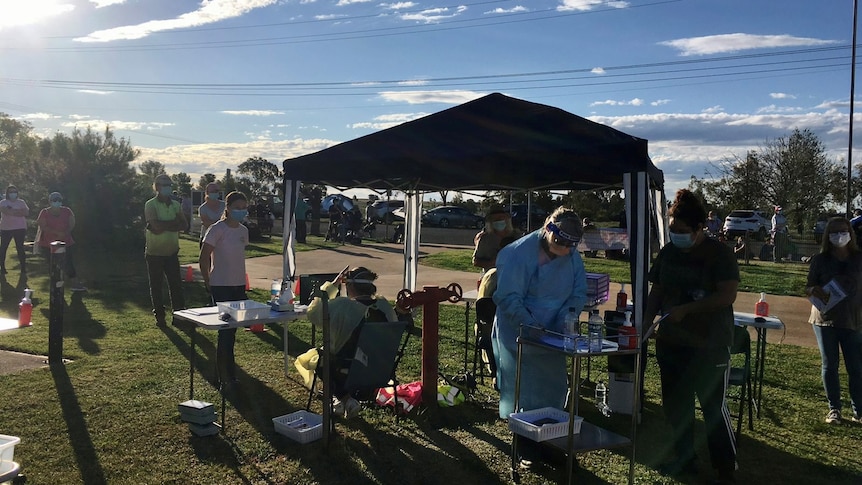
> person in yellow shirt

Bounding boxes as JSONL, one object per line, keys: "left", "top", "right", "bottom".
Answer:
{"left": 144, "top": 174, "right": 188, "bottom": 326}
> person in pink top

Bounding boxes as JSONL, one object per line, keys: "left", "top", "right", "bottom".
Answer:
{"left": 199, "top": 191, "right": 249, "bottom": 391}
{"left": 0, "top": 185, "right": 29, "bottom": 275}
{"left": 36, "top": 192, "right": 85, "bottom": 291}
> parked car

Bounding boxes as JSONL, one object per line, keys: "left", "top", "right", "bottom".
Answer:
{"left": 369, "top": 199, "right": 405, "bottom": 223}
{"left": 723, "top": 210, "right": 771, "bottom": 240}
{"left": 507, "top": 204, "right": 549, "bottom": 232}
{"left": 421, "top": 206, "right": 484, "bottom": 228}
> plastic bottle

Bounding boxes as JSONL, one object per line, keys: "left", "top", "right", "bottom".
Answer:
{"left": 18, "top": 288, "right": 33, "bottom": 328}
{"left": 755, "top": 292, "right": 769, "bottom": 317}
{"left": 588, "top": 309, "right": 604, "bottom": 352}
{"left": 620, "top": 310, "right": 637, "bottom": 349}
{"left": 595, "top": 380, "right": 611, "bottom": 417}
{"left": 277, "top": 280, "right": 296, "bottom": 311}
{"left": 563, "top": 307, "right": 579, "bottom": 351}
{"left": 270, "top": 279, "right": 282, "bottom": 303}
{"left": 615, "top": 283, "right": 628, "bottom": 312}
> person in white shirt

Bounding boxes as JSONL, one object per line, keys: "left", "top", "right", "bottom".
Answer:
{"left": 772, "top": 206, "right": 789, "bottom": 262}
{"left": 0, "top": 185, "right": 29, "bottom": 275}
{"left": 199, "top": 191, "right": 249, "bottom": 391}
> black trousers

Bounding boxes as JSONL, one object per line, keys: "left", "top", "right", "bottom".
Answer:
{"left": 656, "top": 341, "right": 736, "bottom": 475}
{"left": 145, "top": 252, "right": 185, "bottom": 321}
{"left": 295, "top": 219, "right": 307, "bottom": 243}
{"left": 210, "top": 285, "right": 247, "bottom": 383}
{"left": 0, "top": 228, "right": 26, "bottom": 272}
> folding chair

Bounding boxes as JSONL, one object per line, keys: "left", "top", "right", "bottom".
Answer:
{"left": 727, "top": 325, "right": 754, "bottom": 439}
{"left": 471, "top": 298, "right": 497, "bottom": 385}
{"left": 298, "top": 273, "right": 339, "bottom": 346}
{"left": 306, "top": 320, "right": 412, "bottom": 417}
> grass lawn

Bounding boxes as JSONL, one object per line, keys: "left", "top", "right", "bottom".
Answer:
{"left": 0, "top": 246, "right": 859, "bottom": 484}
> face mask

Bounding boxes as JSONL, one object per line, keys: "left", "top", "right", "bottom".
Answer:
{"left": 207, "top": 192, "right": 219, "bottom": 200}
{"left": 51, "top": 201, "right": 62, "bottom": 208}
{"left": 491, "top": 220, "right": 507, "bottom": 231}
{"left": 7, "top": 193, "right": 17, "bottom": 200}
{"left": 669, "top": 231, "right": 695, "bottom": 249}
{"left": 231, "top": 209, "right": 248, "bottom": 221}
{"left": 829, "top": 231, "right": 851, "bottom": 247}
{"left": 159, "top": 186, "right": 172, "bottom": 197}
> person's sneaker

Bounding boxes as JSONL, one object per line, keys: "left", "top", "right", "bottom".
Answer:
{"left": 331, "top": 397, "right": 345, "bottom": 417}
{"left": 850, "top": 414, "right": 862, "bottom": 424}
{"left": 825, "top": 409, "right": 842, "bottom": 424}
{"left": 343, "top": 397, "right": 361, "bottom": 419}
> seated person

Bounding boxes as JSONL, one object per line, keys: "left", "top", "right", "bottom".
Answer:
{"left": 306, "top": 266, "right": 411, "bottom": 418}
{"left": 581, "top": 217, "right": 598, "bottom": 257}
{"left": 472, "top": 205, "right": 518, "bottom": 271}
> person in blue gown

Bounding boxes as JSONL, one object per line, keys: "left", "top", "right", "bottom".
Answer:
{"left": 492, "top": 207, "right": 587, "bottom": 419}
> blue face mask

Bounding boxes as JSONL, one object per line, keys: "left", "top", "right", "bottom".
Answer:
{"left": 51, "top": 201, "right": 62, "bottom": 208}
{"left": 231, "top": 209, "right": 248, "bottom": 221}
{"left": 669, "top": 231, "right": 695, "bottom": 249}
{"left": 207, "top": 192, "right": 220, "bottom": 200}
{"left": 159, "top": 186, "right": 172, "bottom": 197}
{"left": 7, "top": 193, "right": 17, "bottom": 200}
{"left": 491, "top": 220, "right": 507, "bottom": 231}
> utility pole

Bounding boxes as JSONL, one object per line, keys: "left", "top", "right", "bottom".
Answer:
{"left": 848, "top": 0, "right": 858, "bottom": 216}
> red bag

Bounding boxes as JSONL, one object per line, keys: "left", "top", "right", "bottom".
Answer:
{"left": 375, "top": 381, "right": 423, "bottom": 414}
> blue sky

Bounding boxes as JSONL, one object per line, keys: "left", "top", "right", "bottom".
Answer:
{"left": 0, "top": 0, "right": 858, "bottom": 200}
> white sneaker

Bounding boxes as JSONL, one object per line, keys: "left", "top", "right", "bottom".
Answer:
{"left": 331, "top": 397, "right": 345, "bottom": 416}
{"left": 825, "top": 409, "right": 842, "bottom": 424}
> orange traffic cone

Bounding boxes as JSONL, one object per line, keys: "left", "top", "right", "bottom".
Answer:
{"left": 245, "top": 273, "right": 251, "bottom": 291}
{"left": 184, "top": 265, "right": 194, "bottom": 282}
{"left": 293, "top": 279, "right": 300, "bottom": 299}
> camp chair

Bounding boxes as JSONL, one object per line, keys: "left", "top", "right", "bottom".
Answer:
{"left": 298, "top": 273, "right": 339, "bottom": 346}
{"left": 471, "top": 298, "right": 497, "bottom": 385}
{"left": 727, "top": 325, "right": 754, "bottom": 439}
{"left": 306, "top": 319, "right": 412, "bottom": 418}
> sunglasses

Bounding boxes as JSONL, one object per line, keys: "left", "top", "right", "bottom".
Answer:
{"left": 546, "top": 221, "right": 581, "bottom": 248}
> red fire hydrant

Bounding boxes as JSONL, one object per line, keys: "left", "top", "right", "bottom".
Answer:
{"left": 397, "top": 284, "right": 462, "bottom": 404}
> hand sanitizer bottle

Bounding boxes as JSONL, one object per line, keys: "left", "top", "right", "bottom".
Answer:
{"left": 18, "top": 288, "right": 33, "bottom": 328}
{"left": 755, "top": 292, "right": 769, "bottom": 317}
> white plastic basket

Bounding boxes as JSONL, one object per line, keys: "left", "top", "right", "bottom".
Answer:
{"left": 0, "top": 434, "right": 20, "bottom": 467}
{"left": 217, "top": 300, "right": 270, "bottom": 321}
{"left": 508, "top": 407, "right": 581, "bottom": 442}
{"left": 272, "top": 410, "right": 323, "bottom": 444}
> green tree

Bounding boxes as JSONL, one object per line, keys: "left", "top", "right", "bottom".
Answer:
{"left": 170, "top": 172, "right": 192, "bottom": 197}
{"left": 0, "top": 114, "right": 41, "bottom": 200}
{"left": 237, "top": 156, "right": 281, "bottom": 198}
{"left": 197, "top": 173, "right": 216, "bottom": 191}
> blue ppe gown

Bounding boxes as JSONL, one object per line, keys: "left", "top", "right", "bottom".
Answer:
{"left": 492, "top": 230, "right": 587, "bottom": 418}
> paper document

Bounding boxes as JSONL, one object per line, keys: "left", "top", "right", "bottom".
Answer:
{"left": 809, "top": 279, "right": 847, "bottom": 314}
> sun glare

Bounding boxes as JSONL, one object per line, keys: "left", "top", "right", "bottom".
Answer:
{"left": 0, "top": 0, "right": 75, "bottom": 30}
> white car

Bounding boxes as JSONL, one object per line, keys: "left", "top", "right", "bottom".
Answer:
{"left": 723, "top": 210, "right": 772, "bottom": 240}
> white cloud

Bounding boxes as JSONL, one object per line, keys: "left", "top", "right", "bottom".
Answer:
{"left": 399, "top": 6, "right": 467, "bottom": 23}
{"left": 485, "top": 6, "right": 528, "bottom": 14}
{"left": 557, "top": 0, "right": 628, "bottom": 12}
{"left": 78, "top": 89, "right": 114, "bottom": 95}
{"left": 138, "top": 138, "right": 337, "bottom": 179}
{"left": 756, "top": 104, "right": 802, "bottom": 114}
{"left": 651, "top": 99, "right": 671, "bottom": 106}
{"left": 770, "top": 92, "right": 797, "bottom": 99}
{"left": 590, "top": 98, "right": 644, "bottom": 107}
{"left": 221, "top": 110, "right": 285, "bottom": 116}
{"left": 0, "top": 0, "right": 75, "bottom": 30}
{"left": 89, "top": 0, "right": 126, "bottom": 7}
{"left": 61, "top": 119, "right": 175, "bottom": 131}
{"left": 378, "top": 90, "right": 486, "bottom": 104}
{"left": 74, "top": 0, "right": 279, "bottom": 42}
{"left": 68, "top": 114, "right": 91, "bottom": 120}
{"left": 702, "top": 105, "right": 724, "bottom": 114}
{"left": 381, "top": 2, "right": 416, "bottom": 9}
{"left": 397, "top": 79, "right": 429, "bottom": 86}
{"left": 315, "top": 14, "right": 345, "bottom": 20}
{"left": 350, "top": 112, "right": 428, "bottom": 130}
{"left": 659, "top": 33, "right": 837, "bottom": 56}
{"left": 19, "top": 113, "right": 60, "bottom": 120}
{"left": 336, "top": 0, "right": 372, "bottom": 5}
{"left": 591, "top": 67, "right": 606, "bottom": 75}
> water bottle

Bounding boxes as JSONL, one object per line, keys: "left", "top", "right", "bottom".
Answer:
{"left": 563, "top": 307, "right": 578, "bottom": 351}
{"left": 595, "top": 380, "right": 611, "bottom": 417}
{"left": 270, "top": 279, "right": 282, "bottom": 303}
{"left": 588, "top": 309, "right": 604, "bottom": 352}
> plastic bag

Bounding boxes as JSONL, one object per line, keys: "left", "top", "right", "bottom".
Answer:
{"left": 375, "top": 381, "right": 423, "bottom": 414}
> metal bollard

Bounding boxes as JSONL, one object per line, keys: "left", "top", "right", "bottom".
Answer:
{"left": 48, "top": 241, "right": 66, "bottom": 365}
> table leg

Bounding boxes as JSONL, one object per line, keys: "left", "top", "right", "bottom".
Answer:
{"left": 189, "top": 327, "right": 196, "bottom": 400}
{"left": 755, "top": 328, "right": 767, "bottom": 418}
{"left": 283, "top": 320, "right": 290, "bottom": 377}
